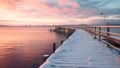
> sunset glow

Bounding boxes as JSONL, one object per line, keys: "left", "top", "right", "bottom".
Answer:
{"left": 0, "top": 0, "right": 120, "bottom": 25}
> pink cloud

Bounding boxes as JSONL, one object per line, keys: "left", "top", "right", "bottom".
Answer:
{"left": 0, "top": 0, "right": 17, "bottom": 10}
{"left": 0, "top": 0, "right": 82, "bottom": 25}
{"left": 62, "top": 6, "right": 77, "bottom": 15}
{"left": 0, "top": 0, "right": 80, "bottom": 16}
{"left": 58, "top": 0, "right": 79, "bottom": 8}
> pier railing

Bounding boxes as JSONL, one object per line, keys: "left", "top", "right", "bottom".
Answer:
{"left": 53, "top": 27, "right": 75, "bottom": 38}
{"left": 83, "top": 26, "right": 120, "bottom": 52}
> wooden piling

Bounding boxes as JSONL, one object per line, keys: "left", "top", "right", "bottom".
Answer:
{"left": 53, "top": 43, "right": 56, "bottom": 53}
{"left": 61, "top": 40, "right": 64, "bottom": 45}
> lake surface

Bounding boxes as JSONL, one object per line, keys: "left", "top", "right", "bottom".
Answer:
{"left": 0, "top": 27, "right": 120, "bottom": 68}
{"left": 0, "top": 27, "right": 66, "bottom": 68}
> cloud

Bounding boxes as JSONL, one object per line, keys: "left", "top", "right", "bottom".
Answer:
{"left": 0, "top": 0, "right": 17, "bottom": 10}
{"left": 0, "top": 0, "right": 120, "bottom": 25}
{"left": 0, "top": 0, "right": 80, "bottom": 16}
{"left": 74, "top": 0, "right": 111, "bottom": 8}
{"left": 58, "top": 0, "right": 79, "bottom": 8}
{"left": 101, "top": 8, "right": 120, "bottom": 15}
{"left": 73, "top": 0, "right": 120, "bottom": 15}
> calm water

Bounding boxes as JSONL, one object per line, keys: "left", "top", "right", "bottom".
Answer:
{"left": 0, "top": 27, "right": 66, "bottom": 68}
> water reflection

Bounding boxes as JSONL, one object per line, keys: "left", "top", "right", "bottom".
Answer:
{"left": 0, "top": 27, "right": 66, "bottom": 68}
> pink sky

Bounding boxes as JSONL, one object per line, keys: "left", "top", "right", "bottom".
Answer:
{"left": 0, "top": 0, "right": 119, "bottom": 25}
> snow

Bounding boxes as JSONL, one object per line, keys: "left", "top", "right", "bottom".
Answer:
{"left": 39, "top": 29, "right": 120, "bottom": 68}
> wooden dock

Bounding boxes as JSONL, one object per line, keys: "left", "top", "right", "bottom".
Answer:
{"left": 39, "top": 28, "right": 120, "bottom": 68}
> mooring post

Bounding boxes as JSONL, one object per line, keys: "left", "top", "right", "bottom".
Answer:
{"left": 61, "top": 40, "right": 64, "bottom": 45}
{"left": 99, "top": 27, "right": 101, "bottom": 41}
{"left": 94, "top": 27, "right": 96, "bottom": 39}
{"left": 107, "top": 27, "right": 110, "bottom": 36}
{"left": 53, "top": 43, "right": 56, "bottom": 53}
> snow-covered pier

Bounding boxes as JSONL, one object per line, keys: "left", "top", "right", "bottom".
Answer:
{"left": 39, "top": 29, "right": 120, "bottom": 68}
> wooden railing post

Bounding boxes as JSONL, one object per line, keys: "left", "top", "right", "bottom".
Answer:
{"left": 106, "top": 27, "right": 110, "bottom": 46}
{"left": 94, "top": 27, "right": 96, "bottom": 39}
{"left": 107, "top": 27, "right": 110, "bottom": 36}
{"left": 53, "top": 43, "right": 56, "bottom": 53}
{"left": 92, "top": 27, "right": 94, "bottom": 36}
{"left": 99, "top": 27, "right": 101, "bottom": 41}
{"left": 90, "top": 27, "right": 92, "bottom": 36}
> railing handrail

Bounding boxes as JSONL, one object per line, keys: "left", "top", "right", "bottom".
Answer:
{"left": 90, "top": 29, "right": 120, "bottom": 36}
{"left": 83, "top": 26, "right": 120, "bottom": 50}
{"left": 86, "top": 26, "right": 120, "bottom": 36}
{"left": 88, "top": 26, "right": 120, "bottom": 28}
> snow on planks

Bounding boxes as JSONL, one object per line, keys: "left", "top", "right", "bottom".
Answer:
{"left": 40, "top": 29, "right": 120, "bottom": 68}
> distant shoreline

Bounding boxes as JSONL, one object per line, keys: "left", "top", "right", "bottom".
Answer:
{"left": 0, "top": 24, "right": 120, "bottom": 27}
{"left": 0, "top": 26, "right": 52, "bottom": 27}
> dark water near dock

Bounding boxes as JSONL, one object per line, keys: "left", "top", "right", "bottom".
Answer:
{"left": 0, "top": 27, "right": 66, "bottom": 68}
